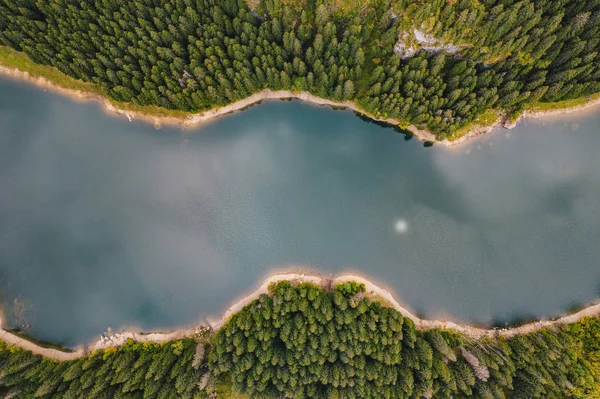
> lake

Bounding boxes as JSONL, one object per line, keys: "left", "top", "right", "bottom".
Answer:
{"left": 1, "top": 77, "right": 600, "bottom": 347}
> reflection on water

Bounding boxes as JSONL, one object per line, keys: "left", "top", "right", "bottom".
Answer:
{"left": 1, "top": 77, "right": 600, "bottom": 346}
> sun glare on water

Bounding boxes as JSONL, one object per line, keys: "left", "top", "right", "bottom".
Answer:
{"left": 395, "top": 219, "right": 409, "bottom": 234}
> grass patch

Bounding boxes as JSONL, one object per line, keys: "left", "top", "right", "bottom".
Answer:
{"left": 329, "top": 0, "right": 376, "bottom": 13}
{"left": 0, "top": 46, "right": 102, "bottom": 94}
{"left": 527, "top": 92, "right": 600, "bottom": 113}
{"left": 449, "top": 108, "right": 501, "bottom": 141}
{"left": 214, "top": 375, "right": 251, "bottom": 399}
{"left": 508, "top": 108, "right": 524, "bottom": 125}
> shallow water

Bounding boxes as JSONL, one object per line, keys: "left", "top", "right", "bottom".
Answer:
{"left": 1, "top": 77, "right": 600, "bottom": 346}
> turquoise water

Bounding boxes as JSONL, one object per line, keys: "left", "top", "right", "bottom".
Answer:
{"left": 1, "top": 77, "right": 600, "bottom": 346}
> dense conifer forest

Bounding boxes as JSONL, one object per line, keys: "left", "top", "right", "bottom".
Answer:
{"left": 1, "top": 0, "right": 600, "bottom": 139}
{"left": 0, "top": 281, "right": 599, "bottom": 398}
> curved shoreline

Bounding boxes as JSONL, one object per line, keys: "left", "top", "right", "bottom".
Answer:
{"left": 3, "top": 61, "right": 600, "bottom": 146}
{"left": 0, "top": 63, "right": 437, "bottom": 143}
{"left": 520, "top": 95, "right": 600, "bottom": 122}
{"left": 2, "top": 272, "right": 600, "bottom": 361}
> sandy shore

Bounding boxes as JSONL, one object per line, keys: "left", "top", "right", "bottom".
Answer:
{"left": 332, "top": 273, "right": 600, "bottom": 338}
{"left": 521, "top": 95, "right": 600, "bottom": 121}
{"left": 0, "top": 62, "right": 502, "bottom": 146}
{"left": 3, "top": 272, "right": 600, "bottom": 361}
{"left": 3, "top": 62, "right": 600, "bottom": 146}
{"left": 0, "top": 320, "right": 85, "bottom": 361}
{"left": 209, "top": 272, "right": 600, "bottom": 339}
{"left": 0, "top": 64, "right": 437, "bottom": 143}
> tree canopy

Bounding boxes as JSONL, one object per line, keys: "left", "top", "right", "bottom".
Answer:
{"left": 210, "top": 281, "right": 600, "bottom": 398}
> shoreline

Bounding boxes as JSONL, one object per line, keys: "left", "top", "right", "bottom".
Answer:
{"left": 4, "top": 61, "right": 600, "bottom": 146}
{"left": 520, "top": 94, "right": 600, "bottom": 121}
{"left": 2, "top": 271, "right": 600, "bottom": 361}
{"left": 0, "top": 63, "right": 438, "bottom": 143}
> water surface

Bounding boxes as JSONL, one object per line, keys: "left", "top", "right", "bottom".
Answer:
{"left": 1, "top": 77, "right": 600, "bottom": 346}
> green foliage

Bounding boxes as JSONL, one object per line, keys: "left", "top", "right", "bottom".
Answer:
{"left": 569, "top": 316, "right": 600, "bottom": 396}
{"left": 0, "top": 0, "right": 598, "bottom": 140}
{"left": 0, "top": 339, "right": 203, "bottom": 398}
{"left": 0, "top": 284, "right": 598, "bottom": 398}
{"left": 334, "top": 281, "right": 366, "bottom": 297}
{"left": 171, "top": 341, "right": 185, "bottom": 356}
{"left": 209, "top": 282, "right": 600, "bottom": 398}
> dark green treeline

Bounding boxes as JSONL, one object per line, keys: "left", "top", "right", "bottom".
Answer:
{"left": 1, "top": 0, "right": 600, "bottom": 139}
{"left": 0, "top": 281, "right": 599, "bottom": 398}
{"left": 0, "top": 338, "right": 206, "bottom": 399}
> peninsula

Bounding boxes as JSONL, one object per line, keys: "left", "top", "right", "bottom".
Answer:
{"left": 0, "top": 274, "right": 599, "bottom": 398}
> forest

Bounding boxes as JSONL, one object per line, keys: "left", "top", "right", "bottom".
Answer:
{"left": 0, "top": 0, "right": 599, "bottom": 140}
{"left": 0, "top": 280, "right": 599, "bottom": 398}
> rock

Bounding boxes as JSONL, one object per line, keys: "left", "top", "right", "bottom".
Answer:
{"left": 199, "top": 370, "right": 212, "bottom": 390}
{"left": 394, "top": 28, "right": 462, "bottom": 59}
{"left": 192, "top": 342, "right": 205, "bottom": 370}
